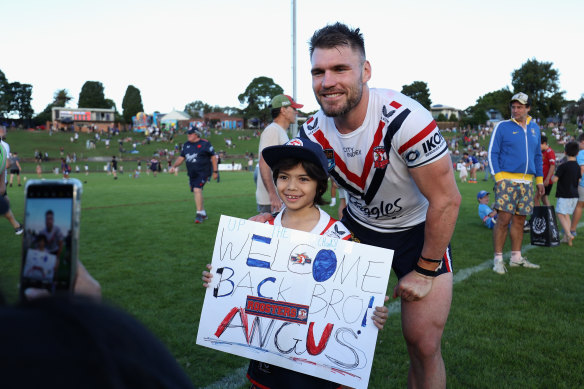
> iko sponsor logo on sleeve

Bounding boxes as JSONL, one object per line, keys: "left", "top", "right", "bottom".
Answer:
{"left": 421, "top": 132, "right": 445, "bottom": 157}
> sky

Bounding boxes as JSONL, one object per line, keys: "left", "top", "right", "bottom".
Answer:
{"left": 1, "top": 0, "right": 583, "bottom": 117}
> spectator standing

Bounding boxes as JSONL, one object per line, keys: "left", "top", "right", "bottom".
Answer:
{"left": 256, "top": 94, "right": 303, "bottom": 213}
{"left": 488, "top": 92, "right": 543, "bottom": 274}
{"left": 8, "top": 152, "right": 22, "bottom": 187}
{"left": 535, "top": 135, "right": 556, "bottom": 206}
{"left": 170, "top": 128, "right": 218, "bottom": 224}
{"left": 569, "top": 133, "right": 584, "bottom": 236}
{"left": 111, "top": 156, "right": 118, "bottom": 180}
{"left": 552, "top": 141, "right": 581, "bottom": 246}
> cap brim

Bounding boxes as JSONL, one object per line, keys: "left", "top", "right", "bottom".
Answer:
{"left": 262, "top": 145, "right": 326, "bottom": 175}
{"left": 290, "top": 102, "right": 303, "bottom": 109}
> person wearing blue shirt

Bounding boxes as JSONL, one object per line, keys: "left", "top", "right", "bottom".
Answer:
{"left": 477, "top": 190, "right": 497, "bottom": 228}
{"left": 488, "top": 92, "right": 543, "bottom": 274}
{"left": 170, "top": 128, "right": 218, "bottom": 224}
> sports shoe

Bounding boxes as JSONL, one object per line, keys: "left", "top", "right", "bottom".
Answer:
{"left": 201, "top": 213, "right": 208, "bottom": 220}
{"left": 493, "top": 260, "right": 507, "bottom": 274}
{"left": 571, "top": 230, "right": 577, "bottom": 237}
{"left": 195, "top": 214, "right": 204, "bottom": 224}
{"left": 15, "top": 225, "right": 24, "bottom": 235}
{"left": 509, "top": 257, "right": 540, "bottom": 269}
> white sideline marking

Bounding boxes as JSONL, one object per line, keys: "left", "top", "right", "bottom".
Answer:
{"left": 202, "top": 225, "right": 581, "bottom": 389}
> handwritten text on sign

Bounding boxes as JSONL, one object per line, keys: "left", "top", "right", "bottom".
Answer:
{"left": 196, "top": 216, "right": 394, "bottom": 389}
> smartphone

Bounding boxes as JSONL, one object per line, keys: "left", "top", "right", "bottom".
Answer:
{"left": 19, "top": 179, "right": 82, "bottom": 298}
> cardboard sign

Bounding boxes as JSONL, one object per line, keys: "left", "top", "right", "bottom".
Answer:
{"left": 196, "top": 215, "right": 394, "bottom": 388}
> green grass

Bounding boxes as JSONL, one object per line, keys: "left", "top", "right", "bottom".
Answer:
{"left": 1, "top": 128, "right": 583, "bottom": 388}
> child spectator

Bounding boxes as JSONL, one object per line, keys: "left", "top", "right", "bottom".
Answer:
{"left": 202, "top": 138, "right": 389, "bottom": 389}
{"left": 551, "top": 141, "right": 582, "bottom": 246}
{"left": 477, "top": 190, "right": 497, "bottom": 229}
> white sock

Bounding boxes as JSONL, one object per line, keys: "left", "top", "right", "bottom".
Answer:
{"left": 494, "top": 253, "right": 503, "bottom": 263}
{"left": 511, "top": 251, "right": 522, "bottom": 262}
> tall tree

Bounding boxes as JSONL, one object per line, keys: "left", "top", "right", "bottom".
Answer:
{"left": 238, "top": 76, "right": 283, "bottom": 124}
{"left": 121, "top": 85, "right": 144, "bottom": 124}
{"left": 0, "top": 69, "right": 9, "bottom": 118}
{"left": 78, "top": 81, "right": 109, "bottom": 108}
{"left": 511, "top": 58, "right": 564, "bottom": 120}
{"left": 475, "top": 88, "right": 513, "bottom": 120}
{"left": 8, "top": 82, "right": 33, "bottom": 119}
{"left": 33, "top": 89, "right": 73, "bottom": 125}
{"left": 184, "top": 100, "right": 211, "bottom": 118}
{"left": 401, "top": 81, "right": 432, "bottom": 109}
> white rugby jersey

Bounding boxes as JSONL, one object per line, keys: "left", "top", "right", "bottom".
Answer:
{"left": 268, "top": 207, "right": 351, "bottom": 240}
{"left": 300, "top": 88, "right": 448, "bottom": 232}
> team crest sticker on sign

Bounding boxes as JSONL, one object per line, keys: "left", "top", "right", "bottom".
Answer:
{"left": 245, "top": 295, "right": 310, "bottom": 325}
{"left": 373, "top": 146, "right": 389, "bottom": 169}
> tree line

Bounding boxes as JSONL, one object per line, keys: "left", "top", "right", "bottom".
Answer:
{"left": 2, "top": 58, "right": 583, "bottom": 128}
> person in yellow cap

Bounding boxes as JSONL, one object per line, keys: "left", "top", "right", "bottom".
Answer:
{"left": 256, "top": 94, "right": 303, "bottom": 214}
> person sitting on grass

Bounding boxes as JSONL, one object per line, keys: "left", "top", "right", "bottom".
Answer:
{"left": 202, "top": 137, "right": 390, "bottom": 389}
{"left": 477, "top": 190, "right": 497, "bottom": 229}
{"left": 551, "top": 141, "right": 582, "bottom": 246}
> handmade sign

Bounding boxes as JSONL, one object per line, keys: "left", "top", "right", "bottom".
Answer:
{"left": 196, "top": 215, "right": 394, "bottom": 389}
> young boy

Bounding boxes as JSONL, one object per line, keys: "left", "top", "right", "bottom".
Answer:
{"left": 552, "top": 141, "right": 582, "bottom": 246}
{"left": 202, "top": 138, "right": 389, "bottom": 389}
{"left": 477, "top": 190, "right": 497, "bottom": 229}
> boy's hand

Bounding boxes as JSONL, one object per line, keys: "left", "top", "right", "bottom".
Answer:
{"left": 202, "top": 264, "right": 213, "bottom": 288}
{"left": 372, "top": 295, "right": 390, "bottom": 330}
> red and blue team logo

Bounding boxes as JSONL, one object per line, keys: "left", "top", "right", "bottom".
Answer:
{"left": 291, "top": 252, "right": 311, "bottom": 265}
{"left": 373, "top": 146, "right": 389, "bottom": 169}
{"left": 245, "top": 296, "right": 310, "bottom": 324}
{"left": 297, "top": 309, "right": 308, "bottom": 320}
{"left": 287, "top": 138, "right": 303, "bottom": 146}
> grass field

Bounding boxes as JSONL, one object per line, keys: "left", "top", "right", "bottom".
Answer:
{"left": 1, "top": 129, "right": 583, "bottom": 388}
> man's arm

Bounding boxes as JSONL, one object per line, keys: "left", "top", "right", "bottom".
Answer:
{"left": 259, "top": 154, "right": 282, "bottom": 213}
{"left": 211, "top": 155, "right": 218, "bottom": 179}
{"left": 170, "top": 156, "right": 185, "bottom": 171}
{"left": 545, "top": 163, "right": 556, "bottom": 186}
{"left": 394, "top": 155, "right": 461, "bottom": 301}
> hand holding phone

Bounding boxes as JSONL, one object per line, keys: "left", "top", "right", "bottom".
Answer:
{"left": 19, "top": 179, "right": 82, "bottom": 299}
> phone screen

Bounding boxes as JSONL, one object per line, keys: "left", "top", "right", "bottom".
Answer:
{"left": 21, "top": 183, "right": 75, "bottom": 293}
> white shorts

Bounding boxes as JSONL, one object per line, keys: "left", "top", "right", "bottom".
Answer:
{"left": 556, "top": 197, "right": 578, "bottom": 215}
{"left": 579, "top": 186, "right": 584, "bottom": 202}
{"left": 473, "top": 162, "right": 481, "bottom": 170}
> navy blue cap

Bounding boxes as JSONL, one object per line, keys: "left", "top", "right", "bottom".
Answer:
{"left": 477, "top": 190, "right": 489, "bottom": 200}
{"left": 187, "top": 128, "right": 201, "bottom": 136}
{"left": 262, "top": 137, "right": 329, "bottom": 176}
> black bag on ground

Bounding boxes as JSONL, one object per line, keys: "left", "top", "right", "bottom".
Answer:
{"left": 530, "top": 206, "right": 560, "bottom": 247}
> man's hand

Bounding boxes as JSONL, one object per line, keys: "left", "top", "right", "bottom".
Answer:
{"left": 393, "top": 270, "right": 433, "bottom": 302}
{"left": 269, "top": 192, "right": 283, "bottom": 214}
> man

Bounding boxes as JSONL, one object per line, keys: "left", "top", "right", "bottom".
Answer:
{"left": 0, "top": 143, "right": 23, "bottom": 235}
{"left": 488, "top": 92, "right": 544, "bottom": 274}
{"left": 535, "top": 135, "right": 556, "bottom": 206}
{"left": 256, "top": 94, "right": 303, "bottom": 213}
{"left": 170, "top": 128, "right": 218, "bottom": 224}
{"left": 39, "top": 210, "right": 64, "bottom": 258}
{"left": 463, "top": 152, "right": 480, "bottom": 183}
{"left": 299, "top": 23, "right": 460, "bottom": 387}
{"left": 8, "top": 152, "right": 22, "bottom": 187}
{"left": 111, "top": 156, "right": 118, "bottom": 180}
{"left": 569, "top": 133, "right": 584, "bottom": 236}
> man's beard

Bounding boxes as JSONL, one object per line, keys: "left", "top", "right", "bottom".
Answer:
{"left": 316, "top": 82, "right": 363, "bottom": 118}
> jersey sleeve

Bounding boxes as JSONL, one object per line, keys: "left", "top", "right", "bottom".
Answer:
{"left": 393, "top": 108, "right": 448, "bottom": 168}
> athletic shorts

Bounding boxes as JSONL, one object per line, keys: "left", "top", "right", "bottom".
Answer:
{"left": 472, "top": 162, "right": 481, "bottom": 170}
{"left": 341, "top": 214, "right": 453, "bottom": 279}
{"left": 556, "top": 197, "right": 578, "bottom": 215}
{"left": 493, "top": 180, "right": 534, "bottom": 216}
{"left": 189, "top": 174, "right": 208, "bottom": 191}
{"left": 544, "top": 183, "right": 553, "bottom": 196}
{"left": 10, "top": 169, "right": 19, "bottom": 175}
{"left": 579, "top": 186, "right": 584, "bottom": 202}
{"left": 0, "top": 195, "right": 9, "bottom": 214}
{"left": 247, "top": 360, "right": 340, "bottom": 389}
